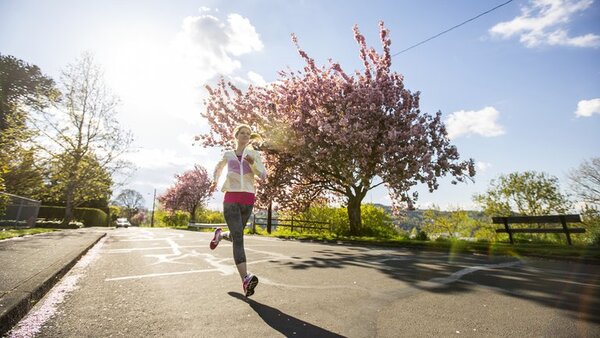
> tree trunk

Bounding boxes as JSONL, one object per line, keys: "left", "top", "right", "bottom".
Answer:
{"left": 190, "top": 205, "right": 197, "bottom": 223}
{"left": 62, "top": 184, "right": 75, "bottom": 226}
{"left": 267, "top": 201, "right": 272, "bottom": 234}
{"left": 347, "top": 195, "right": 363, "bottom": 236}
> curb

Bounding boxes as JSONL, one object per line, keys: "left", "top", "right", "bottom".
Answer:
{"left": 0, "top": 232, "right": 107, "bottom": 336}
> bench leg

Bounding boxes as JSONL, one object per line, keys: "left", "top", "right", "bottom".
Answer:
{"left": 560, "top": 216, "right": 573, "bottom": 246}
{"left": 504, "top": 220, "right": 514, "bottom": 244}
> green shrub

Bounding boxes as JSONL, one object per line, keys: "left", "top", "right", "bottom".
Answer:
{"left": 195, "top": 208, "right": 225, "bottom": 224}
{"left": 360, "top": 204, "right": 398, "bottom": 238}
{"left": 415, "top": 230, "right": 428, "bottom": 241}
{"left": 38, "top": 206, "right": 108, "bottom": 227}
{"left": 161, "top": 210, "right": 189, "bottom": 228}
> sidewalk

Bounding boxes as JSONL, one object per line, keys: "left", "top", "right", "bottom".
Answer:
{"left": 0, "top": 228, "right": 107, "bottom": 335}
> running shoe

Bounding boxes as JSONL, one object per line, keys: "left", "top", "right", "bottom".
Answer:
{"left": 243, "top": 273, "right": 259, "bottom": 297}
{"left": 210, "top": 227, "right": 222, "bottom": 250}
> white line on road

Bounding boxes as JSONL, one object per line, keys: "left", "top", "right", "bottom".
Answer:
{"left": 421, "top": 260, "right": 522, "bottom": 287}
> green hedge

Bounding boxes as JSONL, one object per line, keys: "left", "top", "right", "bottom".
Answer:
{"left": 38, "top": 206, "right": 108, "bottom": 227}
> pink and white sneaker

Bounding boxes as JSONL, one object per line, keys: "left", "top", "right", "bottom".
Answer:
{"left": 243, "top": 273, "right": 259, "bottom": 297}
{"left": 210, "top": 227, "right": 222, "bottom": 250}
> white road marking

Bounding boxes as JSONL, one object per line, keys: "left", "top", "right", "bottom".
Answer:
{"left": 104, "top": 229, "right": 526, "bottom": 295}
{"left": 419, "top": 261, "right": 522, "bottom": 287}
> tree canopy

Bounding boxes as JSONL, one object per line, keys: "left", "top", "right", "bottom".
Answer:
{"left": 0, "top": 54, "right": 58, "bottom": 199}
{"left": 199, "top": 22, "right": 475, "bottom": 234}
{"left": 114, "top": 189, "right": 145, "bottom": 218}
{"left": 473, "top": 171, "right": 572, "bottom": 216}
{"left": 159, "top": 165, "right": 213, "bottom": 222}
{"left": 30, "top": 53, "right": 133, "bottom": 225}
{"left": 569, "top": 157, "right": 600, "bottom": 208}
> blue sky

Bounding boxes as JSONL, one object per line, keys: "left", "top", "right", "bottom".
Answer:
{"left": 1, "top": 0, "right": 599, "bottom": 211}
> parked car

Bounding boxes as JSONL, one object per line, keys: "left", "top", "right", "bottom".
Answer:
{"left": 116, "top": 218, "right": 130, "bottom": 228}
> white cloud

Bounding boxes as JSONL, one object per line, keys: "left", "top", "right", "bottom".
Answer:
{"left": 174, "top": 10, "right": 263, "bottom": 83}
{"left": 575, "top": 98, "right": 600, "bottom": 117}
{"left": 225, "top": 14, "right": 264, "bottom": 56}
{"left": 129, "top": 148, "right": 197, "bottom": 170}
{"left": 489, "top": 0, "right": 600, "bottom": 48}
{"left": 476, "top": 161, "right": 492, "bottom": 173}
{"left": 445, "top": 106, "right": 505, "bottom": 139}
{"left": 247, "top": 71, "right": 267, "bottom": 86}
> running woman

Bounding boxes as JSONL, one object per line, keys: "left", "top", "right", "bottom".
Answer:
{"left": 210, "top": 124, "right": 266, "bottom": 297}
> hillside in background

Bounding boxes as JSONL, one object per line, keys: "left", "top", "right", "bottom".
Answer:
{"left": 370, "top": 203, "right": 487, "bottom": 231}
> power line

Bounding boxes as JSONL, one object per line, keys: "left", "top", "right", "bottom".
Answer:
{"left": 392, "top": 0, "right": 515, "bottom": 56}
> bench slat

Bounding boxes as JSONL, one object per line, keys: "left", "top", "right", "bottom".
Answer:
{"left": 492, "top": 214, "right": 581, "bottom": 224}
{"left": 496, "top": 228, "right": 586, "bottom": 234}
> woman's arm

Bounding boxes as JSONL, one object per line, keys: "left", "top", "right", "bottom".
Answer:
{"left": 248, "top": 149, "right": 267, "bottom": 179}
{"left": 213, "top": 152, "right": 228, "bottom": 188}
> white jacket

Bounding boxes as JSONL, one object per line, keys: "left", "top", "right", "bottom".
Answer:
{"left": 213, "top": 147, "right": 266, "bottom": 193}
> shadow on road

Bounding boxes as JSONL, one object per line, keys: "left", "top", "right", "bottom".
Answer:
{"left": 228, "top": 292, "right": 345, "bottom": 337}
{"left": 275, "top": 243, "right": 600, "bottom": 324}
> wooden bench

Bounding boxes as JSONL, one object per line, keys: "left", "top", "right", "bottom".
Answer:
{"left": 187, "top": 222, "right": 252, "bottom": 230}
{"left": 188, "top": 223, "right": 228, "bottom": 230}
{"left": 492, "top": 214, "right": 585, "bottom": 245}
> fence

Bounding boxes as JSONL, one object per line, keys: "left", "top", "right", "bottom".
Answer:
{"left": 0, "top": 192, "right": 41, "bottom": 227}
{"left": 253, "top": 215, "right": 331, "bottom": 233}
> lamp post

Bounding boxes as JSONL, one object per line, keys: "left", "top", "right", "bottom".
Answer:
{"left": 150, "top": 188, "right": 156, "bottom": 227}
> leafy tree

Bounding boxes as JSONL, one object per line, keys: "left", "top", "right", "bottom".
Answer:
{"left": 130, "top": 211, "right": 146, "bottom": 226}
{"left": 41, "top": 152, "right": 113, "bottom": 210}
{"left": 0, "top": 54, "right": 58, "bottom": 198}
{"left": 2, "top": 148, "right": 45, "bottom": 199}
{"left": 199, "top": 22, "right": 475, "bottom": 235}
{"left": 114, "top": 189, "right": 145, "bottom": 218}
{"left": 158, "top": 165, "right": 213, "bottom": 222}
{"left": 474, "top": 171, "right": 572, "bottom": 216}
{"left": 568, "top": 157, "right": 600, "bottom": 208}
{"left": 30, "top": 53, "right": 133, "bottom": 225}
{"left": 422, "top": 207, "right": 477, "bottom": 239}
{"left": 0, "top": 53, "right": 57, "bottom": 134}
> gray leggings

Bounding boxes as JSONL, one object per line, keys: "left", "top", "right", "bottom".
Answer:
{"left": 223, "top": 203, "right": 253, "bottom": 265}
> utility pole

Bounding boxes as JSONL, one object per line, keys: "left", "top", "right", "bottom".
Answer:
{"left": 150, "top": 188, "right": 156, "bottom": 227}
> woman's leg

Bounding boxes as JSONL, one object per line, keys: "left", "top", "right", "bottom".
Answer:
{"left": 234, "top": 204, "right": 254, "bottom": 278}
{"left": 223, "top": 203, "right": 248, "bottom": 279}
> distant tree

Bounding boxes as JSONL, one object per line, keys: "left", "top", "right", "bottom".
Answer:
{"left": 158, "top": 165, "right": 213, "bottom": 222}
{"left": 0, "top": 54, "right": 58, "bottom": 199}
{"left": 41, "top": 152, "right": 113, "bottom": 211}
{"left": 199, "top": 22, "right": 475, "bottom": 235}
{"left": 130, "top": 211, "right": 146, "bottom": 226}
{"left": 568, "top": 157, "right": 600, "bottom": 208}
{"left": 422, "top": 207, "right": 477, "bottom": 239}
{"left": 30, "top": 53, "right": 133, "bottom": 225}
{"left": 474, "top": 171, "right": 572, "bottom": 216}
{"left": 114, "top": 189, "right": 145, "bottom": 218}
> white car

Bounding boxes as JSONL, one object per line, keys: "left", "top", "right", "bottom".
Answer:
{"left": 116, "top": 218, "right": 130, "bottom": 228}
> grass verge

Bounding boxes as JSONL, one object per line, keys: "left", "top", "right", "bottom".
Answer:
{"left": 251, "top": 231, "right": 600, "bottom": 263}
{"left": 0, "top": 227, "right": 58, "bottom": 240}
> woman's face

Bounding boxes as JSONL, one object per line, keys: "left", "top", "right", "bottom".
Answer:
{"left": 236, "top": 127, "right": 252, "bottom": 144}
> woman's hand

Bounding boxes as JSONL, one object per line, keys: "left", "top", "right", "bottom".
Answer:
{"left": 244, "top": 154, "right": 255, "bottom": 165}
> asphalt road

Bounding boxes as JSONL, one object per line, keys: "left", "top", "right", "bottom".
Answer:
{"left": 7, "top": 227, "right": 600, "bottom": 337}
